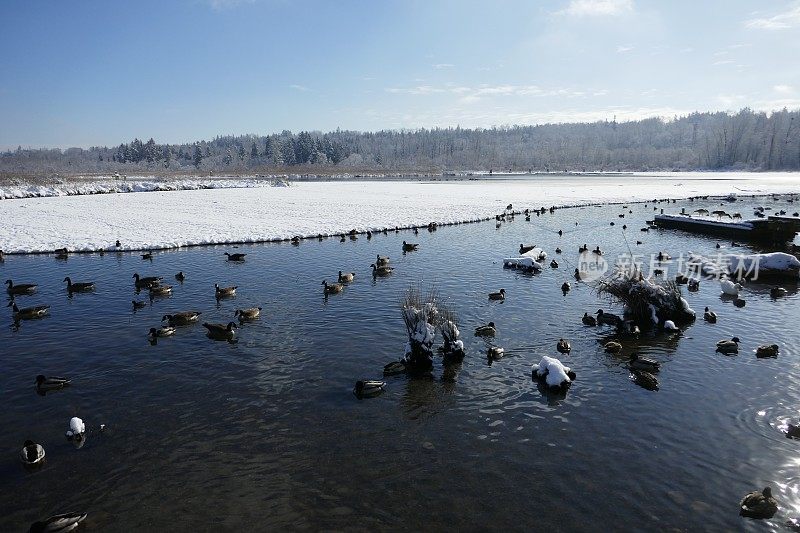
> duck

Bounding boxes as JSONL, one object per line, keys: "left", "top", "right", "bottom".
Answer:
{"left": 487, "top": 346, "right": 505, "bottom": 360}
{"left": 703, "top": 307, "right": 717, "bottom": 323}
{"left": 376, "top": 254, "right": 390, "bottom": 266}
{"left": 488, "top": 288, "right": 506, "bottom": 300}
{"left": 149, "top": 284, "right": 173, "bottom": 297}
{"left": 175, "top": 271, "right": 185, "bottom": 282}
{"left": 787, "top": 423, "right": 800, "bottom": 439}
{"left": 149, "top": 326, "right": 176, "bottom": 338}
{"left": 224, "top": 252, "right": 247, "bottom": 261}
{"left": 604, "top": 341, "right": 622, "bottom": 354}
{"left": 720, "top": 279, "right": 741, "bottom": 296}
{"left": 383, "top": 360, "right": 407, "bottom": 375}
{"left": 64, "top": 277, "right": 95, "bottom": 293}
{"left": 402, "top": 241, "right": 419, "bottom": 252}
{"left": 734, "top": 298, "right": 746, "bottom": 308}
{"left": 65, "top": 417, "right": 85, "bottom": 440}
{"left": 716, "top": 337, "right": 740, "bottom": 354}
{"left": 141, "top": 251, "right": 154, "bottom": 260}
{"left": 550, "top": 260, "right": 559, "bottom": 268}
{"left": 291, "top": 236, "right": 301, "bottom": 245}
{"left": 161, "top": 311, "right": 202, "bottom": 326}
{"left": 592, "top": 246, "right": 603, "bottom": 255}
{"left": 755, "top": 344, "right": 779, "bottom": 358}
{"left": 629, "top": 353, "right": 660, "bottom": 371}
{"left": 582, "top": 312, "right": 597, "bottom": 326}
{"left": 474, "top": 322, "right": 496, "bottom": 336}
{"left": 630, "top": 369, "right": 659, "bottom": 391}
{"left": 36, "top": 375, "right": 71, "bottom": 391}
{"left": 5, "top": 279, "right": 37, "bottom": 295}
{"left": 215, "top": 283, "right": 237, "bottom": 298}
{"left": 338, "top": 271, "right": 355, "bottom": 283}
{"left": 770, "top": 286, "right": 788, "bottom": 298}
{"left": 54, "top": 248, "right": 69, "bottom": 260}
{"left": 555, "top": 247, "right": 562, "bottom": 254}
{"left": 353, "top": 380, "right": 386, "bottom": 398}
{"left": 132, "top": 300, "right": 147, "bottom": 310}
{"left": 675, "top": 274, "right": 689, "bottom": 285}
{"left": 519, "top": 244, "right": 535, "bottom": 254}
{"left": 556, "top": 338, "right": 571, "bottom": 354}
{"left": 687, "top": 278, "right": 700, "bottom": 291}
{"left": 578, "top": 244, "right": 588, "bottom": 253}
{"left": 29, "top": 512, "right": 88, "bottom": 533}
{"left": 561, "top": 282, "right": 571, "bottom": 292}
{"left": 234, "top": 307, "right": 262, "bottom": 320}
{"left": 596, "top": 309, "right": 623, "bottom": 327}
{"left": 8, "top": 301, "right": 50, "bottom": 319}
{"left": 739, "top": 487, "right": 778, "bottom": 519}
{"left": 20, "top": 440, "right": 45, "bottom": 466}
{"left": 574, "top": 268, "right": 582, "bottom": 281}
{"left": 322, "top": 280, "right": 344, "bottom": 294}
{"left": 370, "top": 263, "right": 394, "bottom": 276}
{"left": 663, "top": 320, "right": 679, "bottom": 331}
{"left": 203, "top": 321, "right": 238, "bottom": 340}
{"left": 133, "top": 273, "right": 162, "bottom": 288}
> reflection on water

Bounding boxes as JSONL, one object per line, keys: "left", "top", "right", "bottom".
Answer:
{"left": 2, "top": 194, "right": 800, "bottom": 531}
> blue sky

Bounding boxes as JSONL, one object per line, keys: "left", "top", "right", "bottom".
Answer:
{"left": 1, "top": 0, "right": 799, "bottom": 149}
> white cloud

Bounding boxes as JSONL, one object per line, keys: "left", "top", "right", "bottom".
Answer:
{"left": 716, "top": 94, "right": 745, "bottom": 107}
{"left": 206, "top": 0, "right": 255, "bottom": 10}
{"left": 745, "top": 3, "right": 800, "bottom": 29}
{"left": 559, "top": 0, "right": 633, "bottom": 16}
{"left": 712, "top": 60, "right": 734, "bottom": 66}
{"left": 385, "top": 84, "right": 591, "bottom": 100}
{"left": 432, "top": 63, "right": 455, "bottom": 69}
{"left": 616, "top": 45, "right": 634, "bottom": 53}
{"left": 774, "top": 84, "right": 794, "bottom": 94}
{"left": 289, "top": 84, "right": 310, "bottom": 92}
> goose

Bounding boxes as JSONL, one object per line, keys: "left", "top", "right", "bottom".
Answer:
{"left": 234, "top": 307, "right": 262, "bottom": 320}
{"left": 488, "top": 289, "right": 506, "bottom": 300}
{"left": 161, "top": 311, "right": 202, "bottom": 326}
{"left": 755, "top": 344, "right": 779, "bottom": 358}
{"left": 557, "top": 338, "right": 571, "bottom": 354}
{"left": 604, "top": 341, "right": 622, "bottom": 354}
{"left": 175, "top": 271, "right": 185, "bottom": 282}
{"left": 770, "top": 286, "right": 788, "bottom": 298}
{"left": 376, "top": 254, "right": 390, "bottom": 266}
{"left": 402, "top": 241, "right": 419, "bottom": 252}
{"left": 203, "top": 321, "right": 238, "bottom": 340}
{"left": 629, "top": 353, "right": 660, "bottom": 372}
{"left": 29, "top": 512, "right": 88, "bottom": 533}
{"left": 578, "top": 244, "right": 588, "bottom": 253}
{"left": 353, "top": 380, "right": 385, "bottom": 398}
{"left": 555, "top": 247, "right": 562, "bottom": 254}
{"left": 149, "top": 284, "right": 173, "bottom": 297}
{"left": 141, "top": 251, "right": 153, "bottom": 260}
{"left": 739, "top": 487, "right": 778, "bottom": 519}
{"left": 582, "top": 312, "right": 597, "bottom": 326}
{"left": 574, "top": 268, "right": 582, "bottom": 281}
{"left": 703, "top": 307, "right": 717, "bottom": 323}
{"left": 519, "top": 244, "right": 535, "bottom": 254}
{"left": 474, "top": 322, "right": 496, "bottom": 336}
{"left": 20, "top": 440, "right": 45, "bottom": 466}
{"left": 338, "top": 271, "right": 355, "bottom": 283}
{"left": 6, "top": 280, "right": 37, "bottom": 295}
{"left": 596, "top": 309, "right": 623, "bottom": 327}
{"left": 550, "top": 260, "right": 559, "bottom": 268}
{"left": 65, "top": 417, "right": 85, "bottom": 440}
{"left": 224, "top": 252, "right": 246, "bottom": 261}
{"left": 675, "top": 274, "right": 689, "bottom": 285}
{"left": 215, "top": 283, "right": 237, "bottom": 297}
{"left": 734, "top": 298, "right": 746, "bottom": 308}
{"left": 787, "top": 424, "right": 800, "bottom": 439}
{"left": 487, "top": 346, "right": 505, "bottom": 360}
{"left": 720, "top": 279, "right": 741, "bottom": 296}
{"left": 561, "top": 282, "right": 571, "bottom": 292}
{"left": 716, "top": 337, "right": 740, "bottom": 354}
{"left": 115, "top": 240, "right": 121, "bottom": 247}
{"left": 36, "top": 375, "right": 70, "bottom": 391}
{"left": 687, "top": 278, "right": 700, "bottom": 291}
{"left": 132, "top": 300, "right": 147, "bottom": 310}
{"left": 133, "top": 273, "right": 162, "bottom": 288}
{"left": 657, "top": 251, "right": 671, "bottom": 261}
{"left": 663, "top": 320, "right": 679, "bottom": 331}
{"left": 149, "top": 326, "right": 176, "bottom": 338}
{"left": 592, "top": 246, "right": 603, "bottom": 255}
{"left": 383, "top": 360, "right": 407, "bottom": 375}
{"left": 291, "top": 236, "right": 301, "bottom": 245}
{"left": 54, "top": 248, "right": 69, "bottom": 260}
{"left": 630, "top": 369, "right": 659, "bottom": 391}
{"left": 8, "top": 301, "right": 50, "bottom": 319}
{"left": 64, "top": 277, "right": 95, "bottom": 293}
{"left": 370, "top": 264, "right": 394, "bottom": 276}
{"left": 322, "top": 280, "right": 344, "bottom": 294}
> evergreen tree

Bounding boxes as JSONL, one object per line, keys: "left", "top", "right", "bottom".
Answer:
{"left": 193, "top": 145, "right": 203, "bottom": 168}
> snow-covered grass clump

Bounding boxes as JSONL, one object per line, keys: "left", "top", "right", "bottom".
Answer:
{"left": 597, "top": 268, "right": 696, "bottom": 326}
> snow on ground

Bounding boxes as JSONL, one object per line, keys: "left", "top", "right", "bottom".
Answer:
{"left": 0, "top": 173, "right": 798, "bottom": 254}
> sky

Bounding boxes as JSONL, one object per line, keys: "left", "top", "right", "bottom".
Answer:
{"left": 1, "top": 0, "right": 799, "bottom": 149}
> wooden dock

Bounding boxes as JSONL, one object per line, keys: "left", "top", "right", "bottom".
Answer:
{"left": 654, "top": 214, "right": 798, "bottom": 244}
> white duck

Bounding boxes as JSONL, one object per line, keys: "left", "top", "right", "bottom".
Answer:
{"left": 720, "top": 279, "right": 741, "bottom": 296}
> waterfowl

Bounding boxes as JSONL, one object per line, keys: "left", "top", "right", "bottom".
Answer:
{"left": 596, "top": 309, "right": 623, "bottom": 327}
{"left": 322, "top": 280, "right": 344, "bottom": 294}
{"left": 64, "top": 277, "right": 95, "bottom": 293}
{"left": 703, "top": 307, "right": 717, "bottom": 323}
{"left": 141, "top": 251, "right": 153, "bottom": 260}
{"left": 175, "top": 271, "right": 185, "bottom": 282}
{"left": 132, "top": 300, "right": 147, "bottom": 310}
{"left": 162, "top": 311, "right": 202, "bottom": 326}
{"left": 675, "top": 274, "right": 688, "bottom": 285}
{"left": 149, "top": 326, "right": 176, "bottom": 338}
{"left": 519, "top": 244, "right": 535, "bottom": 254}
{"left": 474, "top": 322, "right": 496, "bottom": 336}
{"left": 687, "top": 278, "right": 700, "bottom": 291}
{"left": 133, "top": 273, "right": 162, "bottom": 288}
{"left": 203, "top": 321, "right": 237, "bottom": 340}
{"left": 215, "top": 283, "right": 237, "bottom": 297}
{"left": 65, "top": 417, "right": 85, "bottom": 440}
{"left": 561, "top": 282, "right": 571, "bottom": 292}
{"left": 353, "top": 380, "right": 385, "bottom": 398}
{"left": 574, "top": 268, "right": 582, "bottom": 281}
{"left": 291, "top": 236, "right": 301, "bottom": 245}
{"left": 487, "top": 346, "right": 505, "bottom": 360}
{"left": 0, "top": 249, "right": 4, "bottom": 262}
{"left": 224, "top": 252, "right": 246, "bottom": 261}
{"left": 557, "top": 338, "right": 571, "bottom": 354}
{"left": 716, "top": 337, "right": 740, "bottom": 354}
{"left": 8, "top": 301, "right": 50, "bottom": 319}
{"left": 630, "top": 369, "right": 659, "bottom": 391}
{"left": 739, "top": 487, "right": 778, "bottom": 519}
{"left": 787, "top": 424, "right": 800, "bottom": 439}
{"left": 488, "top": 288, "right": 506, "bottom": 300}
{"left": 36, "top": 375, "right": 70, "bottom": 391}
{"left": 578, "top": 244, "right": 588, "bottom": 253}
{"left": 734, "top": 298, "right": 746, "bottom": 308}
{"left": 402, "top": 241, "right": 419, "bottom": 252}
{"left": 376, "top": 254, "right": 390, "bottom": 266}
{"left": 592, "top": 246, "right": 603, "bottom": 255}
{"left": 582, "top": 312, "right": 597, "bottom": 326}
{"left": 340, "top": 235, "right": 346, "bottom": 243}
{"left": 755, "top": 344, "right": 779, "bottom": 358}
{"left": 338, "top": 271, "right": 355, "bottom": 283}
{"left": 6, "top": 279, "right": 37, "bottom": 295}
{"left": 550, "top": 260, "right": 559, "bottom": 268}
{"left": 370, "top": 263, "right": 394, "bottom": 276}
{"left": 720, "top": 279, "right": 741, "bottom": 296}
{"left": 29, "top": 512, "right": 88, "bottom": 533}
{"left": 149, "top": 284, "right": 173, "bottom": 297}
{"left": 383, "top": 360, "right": 407, "bottom": 375}
{"left": 20, "top": 440, "right": 45, "bottom": 466}
{"left": 629, "top": 353, "right": 660, "bottom": 371}
{"left": 234, "top": 307, "right": 262, "bottom": 320}
{"left": 663, "top": 320, "right": 679, "bottom": 331}
{"left": 604, "top": 341, "right": 622, "bottom": 354}
{"left": 770, "top": 286, "right": 788, "bottom": 298}
{"left": 115, "top": 240, "right": 121, "bottom": 247}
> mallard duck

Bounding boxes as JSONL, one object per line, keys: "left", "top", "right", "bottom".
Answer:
{"left": 770, "top": 286, "right": 788, "bottom": 298}
{"left": 740, "top": 486, "right": 778, "bottom": 519}
{"left": 353, "top": 380, "right": 385, "bottom": 398}
{"left": 561, "top": 282, "right": 571, "bottom": 292}
{"left": 6, "top": 279, "right": 37, "bottom": 295}
{"left": 133, "top": 273, "right": 162, "bottom": 288}
{"left": 370, "top": 263, "right": 393, "bottom": 276}
{"left": 132, "top": 300, "right": 147, "bottom": 310}
{"left": 519, "top": 244, "right": 535, "bottom": 254}
{"left": 224, "top": 252, "right": 246, "bottom": 261}
{"left": 703, "top": 307, "right": 717, "bottom": 323}
{"left": 474, "top": 322, "right": 496, "bottom": 336}
{"left": 402, "top": 241, "right": 419, "bottom": 252}
{"left": 596, "top": 309, "right": 622, "bottom": 327}
{"left": 734, "top": 298, "right": 746, "bottom": 308}
{"left": 376, "top": 254, "right": 390, "bottom": 266}
{"left": 36, "top": 375, "right": 70, "bottom": 391}
{"left": 716, "top": 337, "right": 740, "bottom": 354}
{"left": 604, "top": 341, "right": 622, "bottom": 354}
{"left": 65, "top": 417, "right": 85, "bottom": 440}
{"left": 175, "top": 271, "right": 185, "bottom": 282}
{"left": 338, "top": 271, "right": 355, "bottom": 283}
{"left": 629, "top": 353, "right": 660, "bottom": 371}
{"left": 755, "top": 344, "right": 779, "bottom": 358}
{"left": 487, "top": 346, "right": 505, "bottom": 360}
{"left": 488, "top": 288, "right": 506, "bottom": 300}
{"left": 630, "top": 369, "right": 659, "bottom": 390}
{"left": 203, "top": 321, "right": 237, "bottom": 339}
{"left": 383, "top": 360, "right": 407, "bottom": 375}
{"left": 557, "top": 338, "right": 571, "bottom": 354}
{"left": 234, "top": 307, "right": 262, "bottom": 320}
{"left": 64, "top": 277, "right": 95, "bottom": 293}
{"left": 550, "top": 260, "right": 559, "bottom": 268}
{"left": 162, "top": 311, "right": 202, "bottom": 326}
{"left": 149, "top": 284, "right": 173, "bottom": 296}
{"left": 149, "top": 326, "right": 176, "bottom": 338}
{"left": 8, "top": 301, "right": 50, "bottom": 319}
{"left": 29, "top": 512, "right": 87, "bottom": 533}
{"left": 322, "top": 280, "right": 344, "bottom": 294}
{"left": 215, "top": 283, "right": 237, "bottom": 297}
{"left": 20, "top": 440, "right": 45, "bottom": 466}
{"left": 720, "top": 279, "right": 741, "bottom": 296}
{"left": 582, "top": 312, "right": 597, "bottom": 326}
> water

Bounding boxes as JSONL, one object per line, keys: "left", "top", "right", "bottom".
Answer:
{"left": 2, "top": 194, "right": 800, "bottom": 531}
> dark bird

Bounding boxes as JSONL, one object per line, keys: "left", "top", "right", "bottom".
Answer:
{"left": 6, "top": 280, "right": 37, "bottom": 295}
{"left": 224, "top": 252, "right": 246, "bottom": 261}
{"left": 64, "top": 277, "right": 95, "bottom": 293}
{"left": 28, "top": 512, "right": 87, "bottom": 533}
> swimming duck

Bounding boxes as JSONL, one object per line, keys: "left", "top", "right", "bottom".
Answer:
{"left": 224, "top": 252, "right": 247, "bottom": 261}
{"left": 739, "top": 487, "right": 778, "bottom": 519}
{"left": 162, "top": 311, "right": 202, "bottom": 326}
{"left": 474, "top": 322, "right": 496, "bottom": 336}
{"left": 234, "top": 307, "right": 262, "bottom": 320}
{"left": 557, "top": 338, "right": 571, "bottom": 354}
{"left": 578, "top": 244, "right": 588, "bottom": 253}
{"left": 175, "top": 271, "right": 185, "bottom": 282}
{"left": 215, "top": 283, "right": 237, "bottom": 298}
{"left": 734, "top": 298, "right": 746, "bottom": 308}
{"left": 703, "top": 307, "right": 717, "bottom": 323}
{"left": 141, "top": 251, "right": 153, "bottom": 260}
{"left": 592, "top": 246, "right": 603, "bottom": 255}
{"left": 65, "top": 417, "right": 85, "bottom": 440}
{"left": 20, "top": 440, "right": 45, "bottom": 466}
{"left": 29, "top": 512, "right": 88, "bottom": 533}
{"left": 755, "top": 344, "right": 779, "bottom": 358}
{"left": 787, "top": 424, "right": 800, "bottom": 439}
{"left": 604, "top": 341, "right": 622, "bottom": 354}
{"left": 675, "top": 274, "right": 689, "bottom": 285}
{"left": 383, "top": 360, "right": 407, "bottom": 375}
{"left": 54, "top": 248, "right": 69, "bottom": 260}
{"left": 322, "top": 280, "right": 344, "bottom": 294}
{"left": 716, "top": 337, "right": 740, "bottom": 354}
{"left": 629, "top": 353, "right": 660, "bottom": 371}
{"left": 149, "top": 284, "right": 173, "bottom": 297}
{"left": 203, "top": 321, "right": 238, "bottom": 340}
{"left": 133, "top": 273, "right": 162, "bottom": 288}
{"left": 687, "top": 278, "right": 700, "bottom": 291}
{"left": 582, "top": 312, "right": 597, "bottom": 326}
{"left": 64, "top": 277, "right": 95, "bottom": 293}
{"left": 519, "top": 244, "right": 535, "bottom": 254}
{"left": 149, "top": 326, "right": 176, "bottom": 338}
{"left": 8, "top": 301, "right": 50, "bottom": 319}
{"left": 561, "top": 282, "right": 571, "bottom": 292}
{"left": 36, "top": 375, "right": 71, "bottom": 391}
{"left": 338, "top": 271, "right": 355, "bottom": 283}
{"left": 550, "top": 260, "right": 559, "bottom": 268}
{"left": 574, "top": 268, "right": 582, "bottom": 281}
{"left": 720, "top": 279, "right": 741, "bottom": 296}
{"left": 770, "top": 286, "right": 788, "bottom": 298}
{"left": 402, "top": 241, "right": 419, "bottom": 252}
{"left": 487, "top": 346, "right": 505, "bottom": 360}
{"left": 555, "top": 247, "right": 562, "bottom": 254}
{"left": 291, "top": 236, "right": 301, "bottom": 245}
{"left": 132, "top": 300, "right": 147, "bottom": 310}
{"left": 488, "top": 288, "right": 506, "bottom": 300}
{"left": 5, "top": 280, "right": 37, "bottom": 295}
{"left": 353, "top": 380, "right": 386, "bottom": 398}
{"left": 376, "top": 254, "right": 390, "bottom": 266}
{"left": 596, "top": 309, "right": 623, "bottom": 327}
{"left": 663, "top": 320, "right": 679, "bottom": 331}
{"left": 370, "top": 263, "right": 394, "bottom": 276}
{"left": 630, "top": 369, "right": 659, "bottom": 391}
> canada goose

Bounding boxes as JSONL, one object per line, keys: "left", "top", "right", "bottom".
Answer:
{"left": 519, "top": 244, "right": 535, "bottom": 254}
{"left": 687, "top": 278, "right": 700, "bottom": 291}
{"left": 5, "top": 280, "right": 37, "bottom": 295}
{"left": 770, "top": 286, "right": 788, "bottom": 298}
{"left": 29, "top": 512, "right": 88, "bottom": 533}
{"left": 132, "top": 300, "right": 147, "bottom": 310}
{"left": 36, "top": 375, "right": 70, "bottom": 391}
{"left": 574, "top": 268, "right": 582, "bottom": 281}
{"left": 506, "top": 203, "right": 513, "bottom": 210}
{"left": 149, "top": 326, "right": 176, "bottom": 338}
{"left": 556, "top": 338, "right": 571, "bottom": 354}
{"left": 20, "top": 440, "right": 45, "bottom": 466}
{"left": 755, "top": 344, "right": 779, "bottom": 358}
{"left": 720, "top": 279, "right": 741, "bottom": 296}
{"left": 578, "top": 244, "right": 588, "bottom": 253}
{"left": 322, "top": 280, "right": 344, "bottom": 294}
{"left": 338, "top": 271, "right": 355, "bottom": 283}
{"left": 592, "top": 246, "right": 603, "bottom": 255}
{"left": 734, "top": 298, "right": 746, "bottom": 308}
{"left": 716, "top": 337, "right": 740, "bottom": 354}
{"left": 8, "top": 301, "right": 50, "bottom": 319}
{"left": 64, "top": 277, "right": 95, "bottom": 293}
{"left": 739, "top": 487, "right": 778, "bottom": 519}
{"left": 604, "top": 341, "right": 622, "bottom": 354}
{"left": 215, "top": 283, "right": 237, "bottom": 297}
{"left": 402, "top": 241, "right": 419, "bottom": 252}
{"left": 141, "top": 252, "right": 153, "bottom": 260}
{"left": 224, "top": 252, "right": 246, "bottom": 261}
{"left": 629, "top": 353, "right": 659, "bottom": 371}
{"left": 596, "top": 309, "right": 622, "bottom": 327}
{"left": 376, "top": 254, "right": 390, "bottom": 266}
{"left": 383, "top": 360, "right": 407, "bottom": 375}
{"left": 703, "top": 307, "right": 717, "bottom": 323}
{"left": 175, "top": 271, "right": 185, "bottom": 282}
{"left": 161, "top": 311, "right": 202, "bottom": 326}
{"left": 474, "top": 322, "right": 497, "bottom": 336}
{"left": 353, "top": 380, "right": 386, "bottom": 398}
{"left": 234, "top": 307, "right": 262, "bottom": 320}
{"left": 370, "top": 264, "right": 394, "bottom": 276}
{"left": 149, "top": 284, "right": 173, "bottom": 297}
{"left": 630, "top": 369, "right": 659, "bottom": 390}
{"left": 487, "top": 346, "right": 505, "bottom": 360}
{"left": 133, "top": 273, "right": 162, "bottom": 288}
{"left": 488, "top": 288, "right": 506, "bottom": 300}
{"left": 203, "top": 321, "right": 237, "bottom": 340}
{"left": 582, "top": 312, "right": 597, "bottom": 326}
{"left": 550, "top": 260, "right": 559, "bottom": 268}
{"left": 561, "top": 282, "right": 571, "bottom": 292}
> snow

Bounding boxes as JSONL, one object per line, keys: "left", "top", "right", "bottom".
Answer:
{"left": 0, "top": 172, "right": 798, "bottom": 253}
{"left": 727, "top": 252, "right": 800, "bottom": 276}
{"left": 534, "top": 356, "right": 572, "bottom": 388}
{"left": 664, "top": 320, "right": 679, "bottom": 331}
{"left": 503, "top": 256, "right": 543, "bottom": 271}
{"left": 66, "top": 416, "right": 85, "bottom": 437}
{"left": 655, "top": 213, "right": 754, "bottom": 230}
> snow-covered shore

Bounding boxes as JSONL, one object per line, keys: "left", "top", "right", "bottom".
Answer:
{"left": 0, "top": 173, "right": 798, "bottom": 254}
